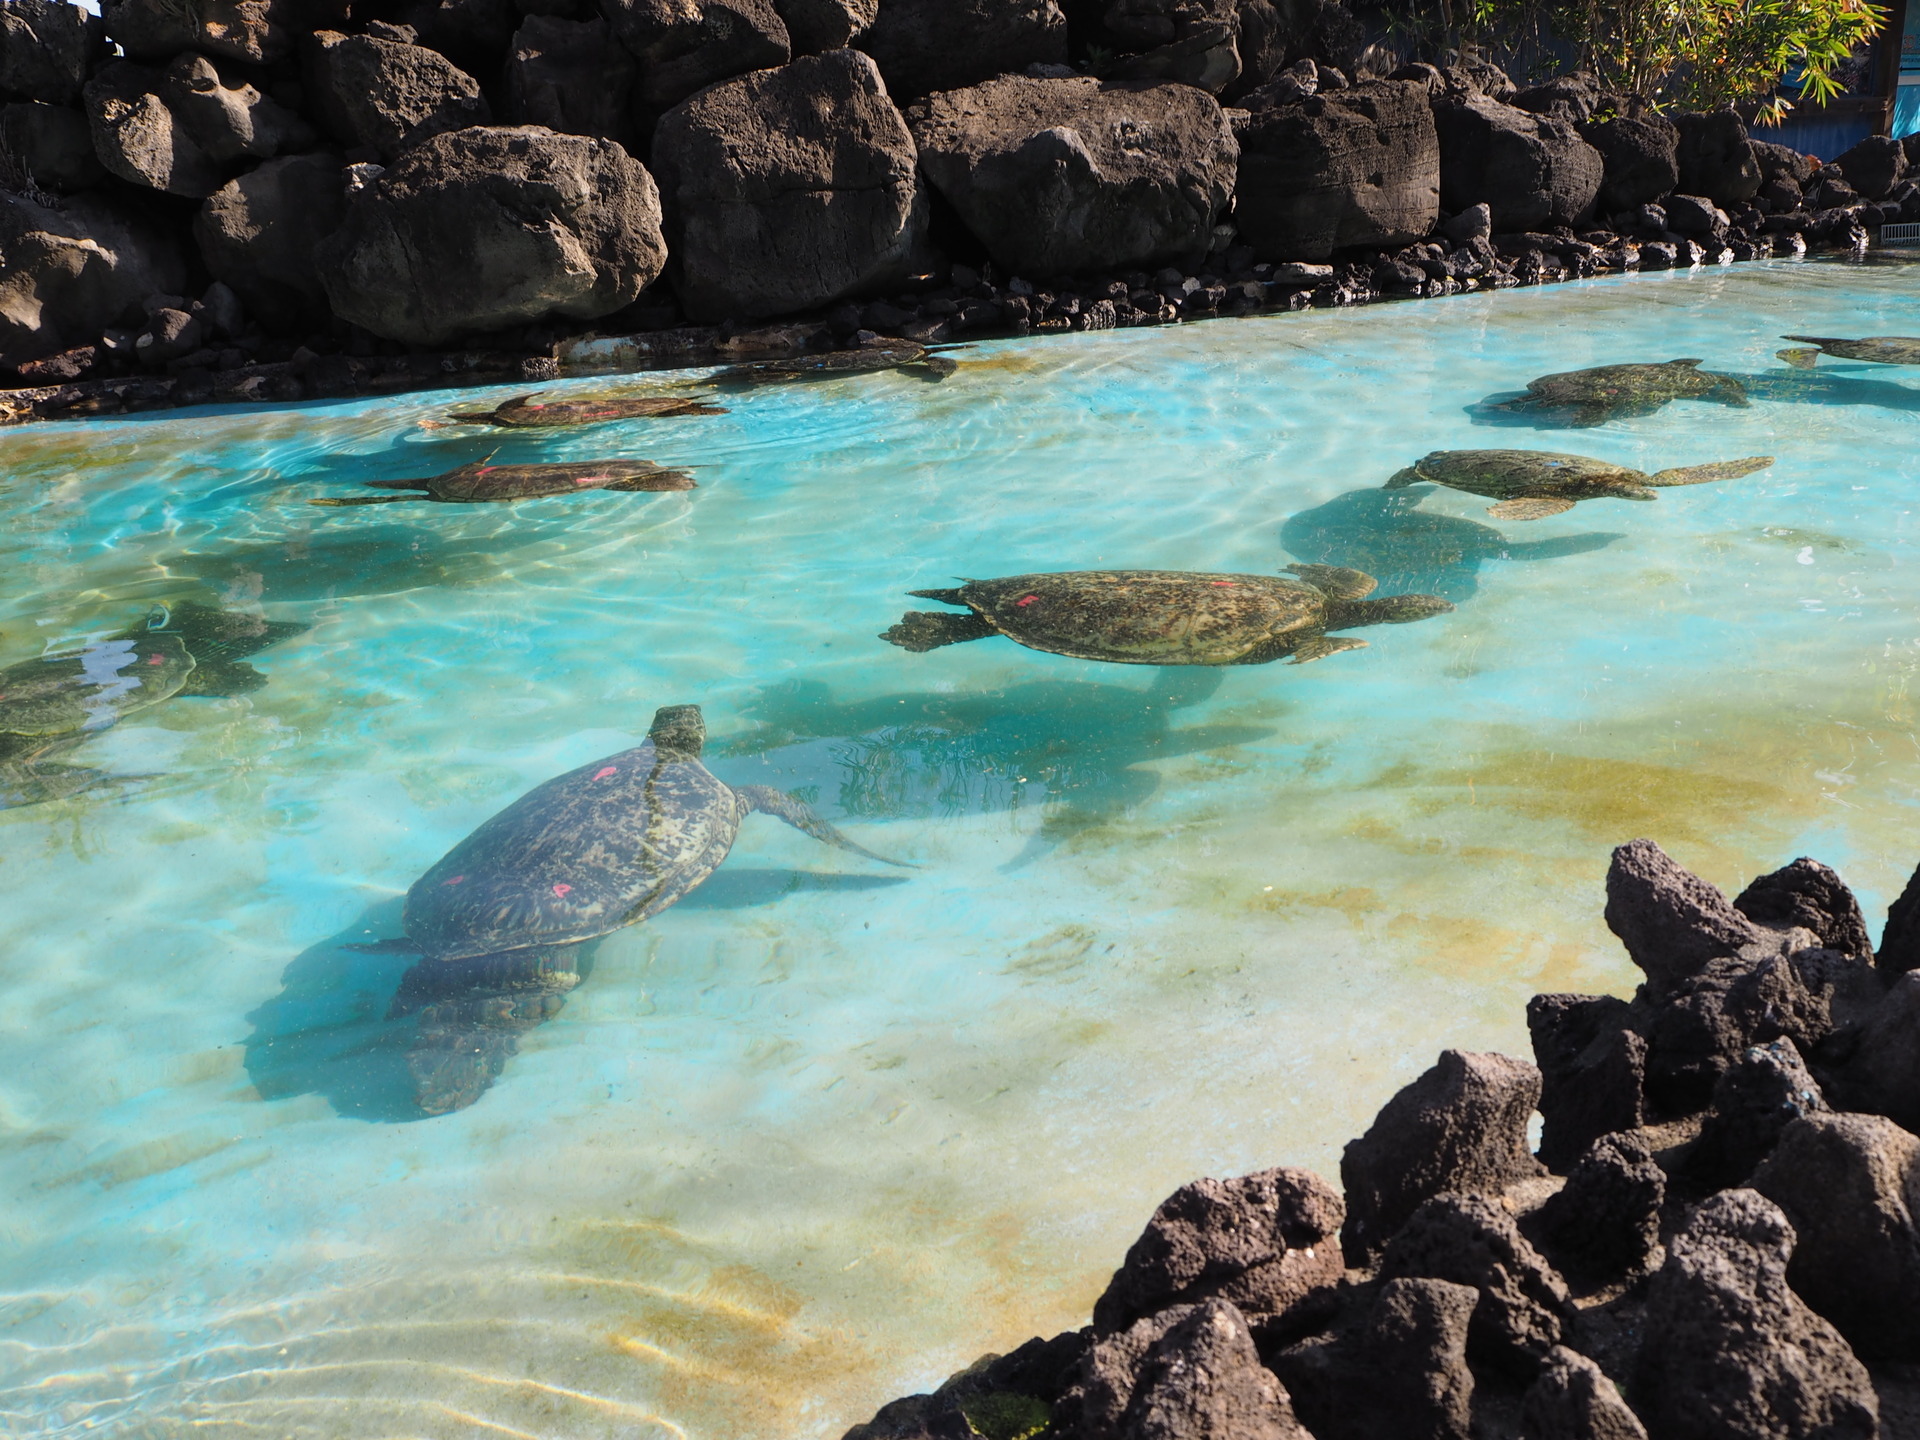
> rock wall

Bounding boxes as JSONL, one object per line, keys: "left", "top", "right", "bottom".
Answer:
{"left": 2, "top": 0, "right": 1916, "bottom": 416}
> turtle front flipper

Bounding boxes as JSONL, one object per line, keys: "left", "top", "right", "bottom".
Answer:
{"left": 1288, "top": 635, "right": 1369, "bottom": 664}
{"left": 881, "top": 610, "right": 996, "bottom": 651}
{"left": 1488, "top": 497, "right": 1579, "bottom": 520}
{"left": 1777, "top": 348, "right": 1822, "bottom": 370}
{"left": 1283, "top": 564, "right": 1377, "bottom": 600}
{"left": 733, "top": 783, "right": 913, "bottom": 866}
{"left": 1648, "top": 456, "right": 1774, "bottom": 487}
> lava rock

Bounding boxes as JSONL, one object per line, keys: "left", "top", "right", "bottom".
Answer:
{"left": 0, "top": 191, "right": 187, "bottom": 368}
{"left": 1673, "top": 110, "right": 1761, "bottom": 207}
{"left": 83, "top": 60, "right": 223, "bottom": 198}
{"left": 405, "top": 0, "right": 518, "bottom": 76}
{"left": 1090, "top": 1166, "right": 1344, "bottom": 1335}
{"left": 10, "top": 343, "right": 96, "bottom": 382}
{"left": 1831, "top": 133, "right": 1906, "bottom": 201}
{"left": 504, "top": 16, "right": 636, "bottom": 147}
{"left": 910, "top": 75, "right": 1235, "bottom": 277}
{"left": 317, "top": 125, "right": 666, "bottom": 346}
{"left": 1878, "top": 859, "right": 1920, "bottom": 977}
{"left": 1376, "top": 1191, "right": 1572, "bottom": 1373}
{"left": 775, "top": 0, "right": 875, "bottom": 52}
{"left": 1510, "top": 71, "right": 1602, "bottom": 122}
{"left": 1234, "top": 79, "right": 1439, "bottom": 263}
{"left": 1120, "top": 1298, "right": 1313, "bottom": 1440}
{"left": 1751, "top": 1112, "right": 1920, "bottom": 1362}
{"left": 1752, "top": 138, "right": 1816, "bottom": 188}
{"left": 305, "top": 30, "right": 490, "bottom": 162}
{"left": 1662, "top": 193, "right": 1726, "bottom": 239}
{"left": 1272, "top": 1277, "right": 1477, "bottom": 1440}
{"left": 1734, "top": 857, "right": 1873, "bottom": 960}
{"left": 162, "top": 52, "right": 312, "bottom": 164}
{"left": 1603, "top": 838, "right": 1770, "bottom": 996}
{"left": 1577, "top": 114, "right": 1678, "bottom": 213}
{"left": 652, "top": 49, "right": 925, "bottom": 322}
{"left": 133, "top": 306, "right": 203, "bottom": 367}
{"left": 194, "top": 151, "right": 348, "bottom": 331}
{"left": 1689, "top": 1038, "right": 1828, "bottom": 1188}
{"left": 1833, "top": 970, "right": 1920, "bottom": 1142}
{"left": 1055, "top": 1305, "right": 1192, "bottom": 1437}
{"left": 1340, "top": 1048, "right": 1545, "bottom": 1264}
{"left": 0, "top": 0, "right": 102, "bottom": 105}
{"left": 1528, "top": 993, "right": 1646, "bottom": 1171}
{"left": 1104, "top": 0, "right": 1241, "bottom": 94}
{"left": 1535, "top": 1130, "right": 1663, "bottom": 1283}
{"left": 1642, "top": 949, "right": 1832, "bottom": 1114}
{"left": 1632, "top": 1188, "right": 1877, "bottom": 1440}
{"left": 858, "top": 0, "right": 1067, "bottom": 101}
{"left": 1431, "top": 93, "right": 1602, "bottom": 231}
{"left": 0, "top": 100, "right": 105, "bottom": 191}
{"left": 1521, "top": 1346, "right": 1649, "bottom": 1440}
{"left": 103, "top": 0, "right": 295, "bottom": 63}
{"left": 603, "top": 0, "right": 791, "bottom": 113}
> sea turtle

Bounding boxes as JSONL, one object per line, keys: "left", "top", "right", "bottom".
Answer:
{"left": 311, "top": 458, "right": 696, "bottom": 507}
{"left": 445, "top": 393, "right": 728, "bottom": 427}
{"left": 1777, "top": 335, "right": 1920, "bottom": 369}
{"left": 1496, "top": 359, "right": 1750, "bottom": 427}
{"left": 711, "top": 341, "right": 958, "bottom": 387}
{"left": 368, "top": 704, "right": 907, "bottom": 1114}
{"left": 880, "top": 565, "right": 1451, "bottom": 666}
{"left": 1386, "top": 450, "right": 1774, "bottom": 520}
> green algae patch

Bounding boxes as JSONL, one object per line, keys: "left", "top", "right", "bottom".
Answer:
{"left": 960, "top": 1391, "right": 1050, "bottom": 1440}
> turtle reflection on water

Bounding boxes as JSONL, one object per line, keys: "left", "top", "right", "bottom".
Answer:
{"left": 1494, "top": 359, "right": 1750, "bottom": 427}
{"left": 1777, "top": 335, "right": 1920, "bottom": 369}
{"left": 1388, "top": 450, "right": 1773, "bottom": 520}
{"left": 366, "top": 704, "right": 907, "bottom": 1115}
{"left": 310, "top": 458, "right": 696, "bottom": 507}
{"left": 712, "top": 341, "right": 958, "bottom": 387}
{"left": 882, "top": 564, "right": 1451, "bottom": 666}
{"left": 445, "top": 392, "right": 728, "bottom": 427}
{"left": 0, "top": 601, "right": 307, "bottom": 808}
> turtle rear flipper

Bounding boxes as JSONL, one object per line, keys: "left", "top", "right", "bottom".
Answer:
{"left": 310, "top": 494, "right": 421, "bottom": 507}
{"left": 601, "top": 468, "right": 696, "bottom": 492}
{"left": 1648, "top": 455, "right": 1774, "bottom": 487}
{"left": 1283, "top": 563, "right": 1377, "bottom": 600}
{"left": 734, "top": 783, "right": 913, "bottom": 867}
{"left": 174, "top": 660, "right": 268, "bottom": 697}
{"left": 1777, "top": 348, "right": 1822, "bottom": 370}
{"left": 1288, "top": 635, "right": 1368, "bottom": 664}
{"left": 882, "top": 610, "right": 995, "bottom": 652}
{"left": 1488, "top": 497, "right": 1579, "bottom": 520}
{"left": 913, "top": 357, "right": 958, "bottom": 380}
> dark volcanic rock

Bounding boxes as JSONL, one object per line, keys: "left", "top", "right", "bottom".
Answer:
{"left": 1522, "top": 1346, "right": 1649, "bottom": 1439}
{"left": 0, "top": 101, "right": 105, "bottom": 192}
{"left": 1752, "top": 1111, "right": 1920, "bottom": 1362}
{"left": 1673, "top": 110, "right": 1761, "bottom": 207}
{"left": 910, "top": 75, "right": 1235, "bottom": 277}
{"left": 1528, "top": 993, "right": 1646, "bottom": 1170}
{"left": 1376, "top": 1191, "right": 1572, "bottom": 1373}
{"left": 317, "top": 125, "right": 665, "bottom": 346}
{"left": 1233, "top": 79, "right": 1439, "bottom": 263}
{"left": 103, "top": 0, "right": 296, "bottom": 64}
{"left": 1832, "top": 134, "right": 1906, "bottom": 201}
{"left": 1535, "top": 1130, "right": 1664, "bottom": 1283}
{"left": 162, "top": 52, "right": 312, "bottom": 163}
{"left": 405, "top": 0, "right": 518, "bottom": 75}
{"left": 0, "top": 191, "right": 186, "bottom": 368}
{"left": 1642, "top": 948, "right": 1834, "bottom": 1114}
{"left": 775, "top": 0, "right": 877, "bottom": 53}
{"left": 505, "top": 17, "right": 637, "bottom": 147}
{"left": 1878, "top": 859, "right": 1920, "bottom": 977}
{"left": 1339, "top": 1048, "right": 1545, "bottom": 1264}
{"left": 195, "top": 151, "right": 348, "bottom": 331}
{"left": 1689, "top": 1038, "right": 1828, "bottom": 1187}
{"left": 858, "top": 0, "right": 1067, "bottom": 101}
{"left": 1272, "top": 1277, "right": 1477, "bottom": 1440}
{"left": 1632, "top": 1189, "right": 1877, "bottom": 1440}
{"left": 1431, "top": 94, "right": 1602, "bottom": 231}
{"left": 84, "top": 60, "right": 223, "bottom": 198}
{"left": 1733, "top": 857, "right": 1872, "bottom": 959}
{"left": 306, "top": 29, "right": 490, "bottom": 162}
{"left": 601, "top": 0, "right": 790, "bottom": 113}
{"left": 1121, "top": 1298, "right": 1312, "bottom": 1440}
{"left": 1603, "top": 838, "right": 1766, "bottom": 996}
{"left": 1752, "top": 138, "right": 1816, "bottom": 188}
{"left": 1091, "top": 1166, "right": 1343, "bottom": 1334}
{"left": 1578, "top": 115, "right": 1679, "bottom": 212}
{"left": 652, "top": 49, "right": 925, "bottom": 322}
{"left": 0, "top": 0, "right": 102, "bottom": 105}
{"left": 1103, "top": 0, "right": 1241, "bottom": 94}
{"left": 1510, "top": 71, "right": 1602, "bottom": 121}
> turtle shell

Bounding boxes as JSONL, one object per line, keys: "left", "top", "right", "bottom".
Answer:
{"left": 0, "top": 633, "right": 195, "bottom": 749}
{"left": 725, "top": 344, "right": 929, "bottom": 382}
{"left": 1410, "top": 450, "right": 1637, "bottom": 499}
{"left": 1525, "top": 361, "right": 1716, "bottom": 404}
{"left": 402, "top": 738, "right": 744, "bottom": 961}
{"left": 426, "top": 460, "right": 694, "bottom": 502}
{"left": 962, "top": 571, "right": 1327, "bottom": 665}
{"left": 1801, "top": 336, "right": 1920, "bottom": 366}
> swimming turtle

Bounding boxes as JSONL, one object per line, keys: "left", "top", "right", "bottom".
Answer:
{"left": 880, "top": 565, "right": 1451, "bottom": 666}
{"left": 310, "top": 458, "right": 696, "bottom": 507}
{"left": 444, "top": 393, "right": 728, "bottom": 427}
{"left": 711, "top": 342, "right": 958, "bottom": 387}
{"left": 1496, "top": 359, "right": 1750, "bottom": 427}
{"left": 1386, "top": 450, "right": 1774, "bottom": 520}
{"left": 1777, "top": 335, "right": 1920, "bottom": 369}
{"left": 369, "top": 704, "right": 907, "bottom": 1114}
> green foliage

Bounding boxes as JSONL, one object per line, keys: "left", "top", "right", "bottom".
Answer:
{"left": 957, "top": 1392, "right": 1050, "bottom": 1440}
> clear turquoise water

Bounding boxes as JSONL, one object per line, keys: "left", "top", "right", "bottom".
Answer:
{"left": 5, "top": 255, "right": 1920, "bottom": 1438}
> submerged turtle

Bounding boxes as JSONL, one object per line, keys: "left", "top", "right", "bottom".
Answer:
{"left": 711, "top": 342, "right": 958, "bottom": 387}
{"left": 881, "top": 565, "right": 1451, "bottom": 666}
{"left": 1777, "top": 335, "right": 1920, "bottom": 369}
{"left": 311, "top": 458, "right": 696, "bottom": 507}
{"left": 1386, "top": 450, "right": 1774, "bottom": 520}
{"left": 1496, "top": 359, "right": 1750, "bottom": 427}
{"left": 368, "top": 704, "right": 906, "bottom": 1114}
{"left": 445, "top": 393, "right": 728, "bottom": 427}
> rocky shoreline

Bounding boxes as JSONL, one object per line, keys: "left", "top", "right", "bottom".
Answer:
{"left": 843, "top": 839, "right": 1920, "bottom": 1440}
{"left": 4, "top": 0, "right": 1919, "bottom": 425}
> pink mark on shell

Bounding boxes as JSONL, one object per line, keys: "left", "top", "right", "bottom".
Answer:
{"left": 593, "top": 766, "right": 618, "bottom": 780}
{"left": 443, "top": 874, "right": 465, "bottom": 886}
{"left": 572, "top": 474, "right": 611, "bottom": 485}
{"left": 1210, "top": 581, "right": 1236, "bottom": 587}
{"left": 552, "top": 883, "right": 573, "bottom": 897}
{"left": 1016, "top": 595, "right": 1038, "bottom": 607}
{"left": 148, "top": 653, "right": 166, "bottom": 664}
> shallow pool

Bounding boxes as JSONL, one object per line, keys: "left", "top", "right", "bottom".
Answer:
{"left": 4, "top": 255, "right": 1920, "bottom": 1439}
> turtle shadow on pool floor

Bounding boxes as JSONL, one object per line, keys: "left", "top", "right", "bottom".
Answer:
{"left": 1280, "top": 486, "right": 1624, "bottom": 603}
{"left": 1468, "top": 369, "right": 1920, "bottom": 429}
{"left": 162, "top": 525, "right": 509, "bottom": 603}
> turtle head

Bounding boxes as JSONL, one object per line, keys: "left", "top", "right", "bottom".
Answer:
{"left": 144, "top": 603, "right": 173, "bottom": 631}
{"left": 1384, "top": 464, "right": 1425, "bottom": 490}
{"left": 648, "top": 704, "right": 706, "bottom": 760}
